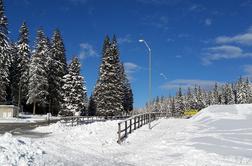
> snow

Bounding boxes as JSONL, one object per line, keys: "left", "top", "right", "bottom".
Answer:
{"left": 0, "top": 104, "right": 252, "bottom": 165}
{"left": 0, "top": 114, "right": 60, "bottom": 123}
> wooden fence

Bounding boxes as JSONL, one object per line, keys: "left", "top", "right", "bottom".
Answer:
{"left": 117, "top": 112, "right": 167, "bottom": 144}
{"left": 59, "top": 115, "right": 130, "bottom": 126}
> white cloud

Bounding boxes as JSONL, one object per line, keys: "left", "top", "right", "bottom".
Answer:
{"left": 202, "top": 45, "right": 252, "bottom": 65}
{"left": 118, "top": 34, "right": 132, "bottom": 44}
{"left": 178, "top": 33, "right": 190, "bottom": 38}
{"left": 142, "top": 15, "right": 169, "bottom": 31}
{"left": 78, "top": 43, "right": 98, "bottom": 60}
{"left": 189, "top": 4, "right": 205, "bottom": 12}
{"left": 216, "top": 26, "right": 252, "bottom": 45}
{"left": 243, "top": 65, "right": 252, "bottom": 78}
{"left": 124, "top": 62, "right": 141, "bottom": 81}
{"left": 160, "top": 73, "right": 168, "bottom": 80}
{"left": 205, "top": 18, "right": 212, "bottom": 26}
{"left": 166, "top": 38, "right": 175, "bottom": 42}
{"left": 161, "top": 79, "right": 223, "bottom": 90}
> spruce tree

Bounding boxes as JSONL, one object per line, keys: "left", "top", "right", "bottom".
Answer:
{"left": 7, "top": 43, "right": 19, "bottom": 105}
{"left": 245, "top": 78, "right": 252, "bottom": 103}
{"left": 236, "top": 77, "right": 247, "bottom": 104}
{"left": 120, "top": 63, "right": 134, "bottom": 115}
{"left": 95, "top": 36, "right": 124, "bottom": 116}
{"left": 93, "top": 36, "right": 110, "bottom": 114}
{"left": 60, "top": 57, "right": 87, "bottom": 116}
{"left": 27, "top": 29, "right": 49, "bottom": 115}
{"left": 48, "top": 29, "right": 67, "bottom": 115}
{"left": 17, "top": 22, "right": 30, "bottom": 107}
{"left": 186, "top": 87, "right": 195, "bottom": 110}
{"left": 213, "top": 83, "right": 220, "bottom": 105}
{"left": 88, "top": 94, "right": 96, "bottom": 116}
{"left": 175, "top": 87, "right": 185, "bottom": 116}
{"left": 196, "top": 86, "right": 205, "bottom": 110}
{"left": 0, "top": 0, "right": 10, "bottom": 103}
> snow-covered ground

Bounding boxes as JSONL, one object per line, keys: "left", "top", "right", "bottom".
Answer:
{"left": 0, "top": 114, "right": 60, "bottom": 123}
{"left": 1, "top": 104, "right": 252, "bottom": 166}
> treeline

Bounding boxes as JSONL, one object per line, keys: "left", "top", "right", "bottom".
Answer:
{"left": 146, "top": 77, "right": 252, "bottom": 117}
{"left": 0, "top": 0, "right": 133, "bottom": 116}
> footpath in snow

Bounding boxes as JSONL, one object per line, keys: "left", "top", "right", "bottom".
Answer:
{"left": 0, "top": 104, "right": 252, "bottom": 166}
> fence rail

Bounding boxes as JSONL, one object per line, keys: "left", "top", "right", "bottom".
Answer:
{"left": 59, "top": 115, "right": 130, "bottom": 126}
{"left": 117, "top": 112, "right": 167, "bottom": 144}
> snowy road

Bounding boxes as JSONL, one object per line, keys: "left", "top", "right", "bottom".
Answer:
{"left": 1, "top": 104, "right": 252, "bottom": 165}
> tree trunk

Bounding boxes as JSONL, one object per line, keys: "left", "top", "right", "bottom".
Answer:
{"left": 33, "top": 101, "right": 36, "bottom": 115}
{"left": 49, "top": 99, "right": 52, "bottom": 114}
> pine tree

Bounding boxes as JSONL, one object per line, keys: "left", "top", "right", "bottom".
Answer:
{"left": 213, "top": 83, "right": 220, "bottom": 105}
{"left": 48, "top": 29, "right": 67, "bottom": 115}
{"left": 245, "top": 78, "right": 252, "bottom": 103}
{"left": 27, "top": 29, "right": 49, "bottom": 115}
{"left": 170, "top": 97, "right": 176, "bottom": 117}
{"left": 186, "top": 87, "right": 195, "bottom": 110}
{"left": 95, "top": 36, "right": 124, "bottom": 116}
{"left": 93, "top": 36, "right": 110, "bottom": 114}
{"left": 196, "top": 86, "right": 205, "bottom": 110}
{"left": 7, "top": 43, "right": 19, "bottom": 105}
{"left": 88, "top": 94, "right": 96, "bottom": 116}
{"left": 120, "top": 63, "right": 133, "bottom": 115}
{"left": 236, "top": 77, "right": 247, "bottom": 104}
{"left": 221, "top": 84, "right": 235, "bottom": 105}
{"left": 60, "top": 57, "right": 87, "bottom": 116}
{"left": 175, "top": 87, "right": 185, "bottom": 116}
{"left": 17, "top": 22, "right": 30, "bottom": 107}
{"left": 0, "top": 0, "right": 10, "bottom": 103}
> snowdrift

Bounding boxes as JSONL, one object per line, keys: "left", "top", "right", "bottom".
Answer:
{"left": 0, "top": 104, "right": 252, "bottom": 166}
{"left": 0, "top": 133, "right": 44, "bottom": 166}
{"left": 192, "top": 104, "right": 252, "bottom": 131}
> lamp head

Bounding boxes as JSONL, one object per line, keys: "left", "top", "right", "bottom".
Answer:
{"left": 139, "top": 39, "right": 144, "bottom": 43}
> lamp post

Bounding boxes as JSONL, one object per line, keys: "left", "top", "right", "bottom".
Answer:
{"left": 139, "top": 39, "right": 152, "bottom": 129}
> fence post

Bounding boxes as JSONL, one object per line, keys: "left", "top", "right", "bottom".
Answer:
{"left": 118, "top": 123, "right": 121, "bottom": 144}
{"left": 125, "top": 121, "right": 128, "bottom": 137}
{"left": 149, "top": 113, "right": 151, "bottom": 129}
{"left": 71, "top": 118, "right": 74, "bottom": 127}
{"left": 130, "top": 119, "right": 132, "bottom": 133}
{"left": 134, "top": 117, "right": 136, "bottom": 130}
{"left": 144, "top": 114, "right": 146, "bottom": 125}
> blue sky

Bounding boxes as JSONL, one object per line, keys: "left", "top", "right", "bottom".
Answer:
{"left": 5, "top": 0, "right": 252, "bottom": 108}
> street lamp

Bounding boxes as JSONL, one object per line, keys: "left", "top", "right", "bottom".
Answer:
{"left": 139, "top": 39, "right": 152, "bottom": 108}
{"left": 139, "top": 39, "right": 152, "bottom": 129}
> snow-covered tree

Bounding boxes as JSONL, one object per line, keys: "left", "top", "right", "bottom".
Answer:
{"left": 16, "top": 22, "right": 30, "bottom": 107}
{"left": 48, "top": 29, "right": 67, "bottom": 115}
{"left": 221, "top": 84, "right": 235, "bottom": 105}
{"left": 7, "top": 43, "right": 19, "bottom": 105}
{"left": 196, "top": 86, "right": 206, "bottom": 110}
{"left": 0, "top": 0, "right": 11, "bottom": 103}
{"left": 93, "top": 36, "right": 110, "bottom": 115}
{"left": 185, "top": 87, "right": 196, "bottom": 110}
{"left": 175, "top": 87, "right": 185, "bottom": 116}
{"left": 95, "top": 36, "right": 124, "bottom": 116}
{"left": 120, "top": 63, "right": 133, "bottom": 115}
{"left": 236, "top": 77, "right": 247, "bottom": 104}
{"left": 212, "top": 83, "right": 220, "bottom": 105}
{"left": 60, "top": 57, "right": 88, "bottom": 116}
{"left": 245, "top": 78, "right": 252, "bottom": 103}
{"left": 88, "top": 94, "right": 96, "bottom": 116}
{"left": 27, "top": 29, "right": 49, "bottom": 115}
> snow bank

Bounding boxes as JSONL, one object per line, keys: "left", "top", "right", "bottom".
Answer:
{"left": 192, "top": 104, "right": 252, "bottom": 130}
{"left": 0, "top": 133, "right": 45, "bottom": 166}
{"left": 0, "top": 104, "right": 252, "bottom": 165}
